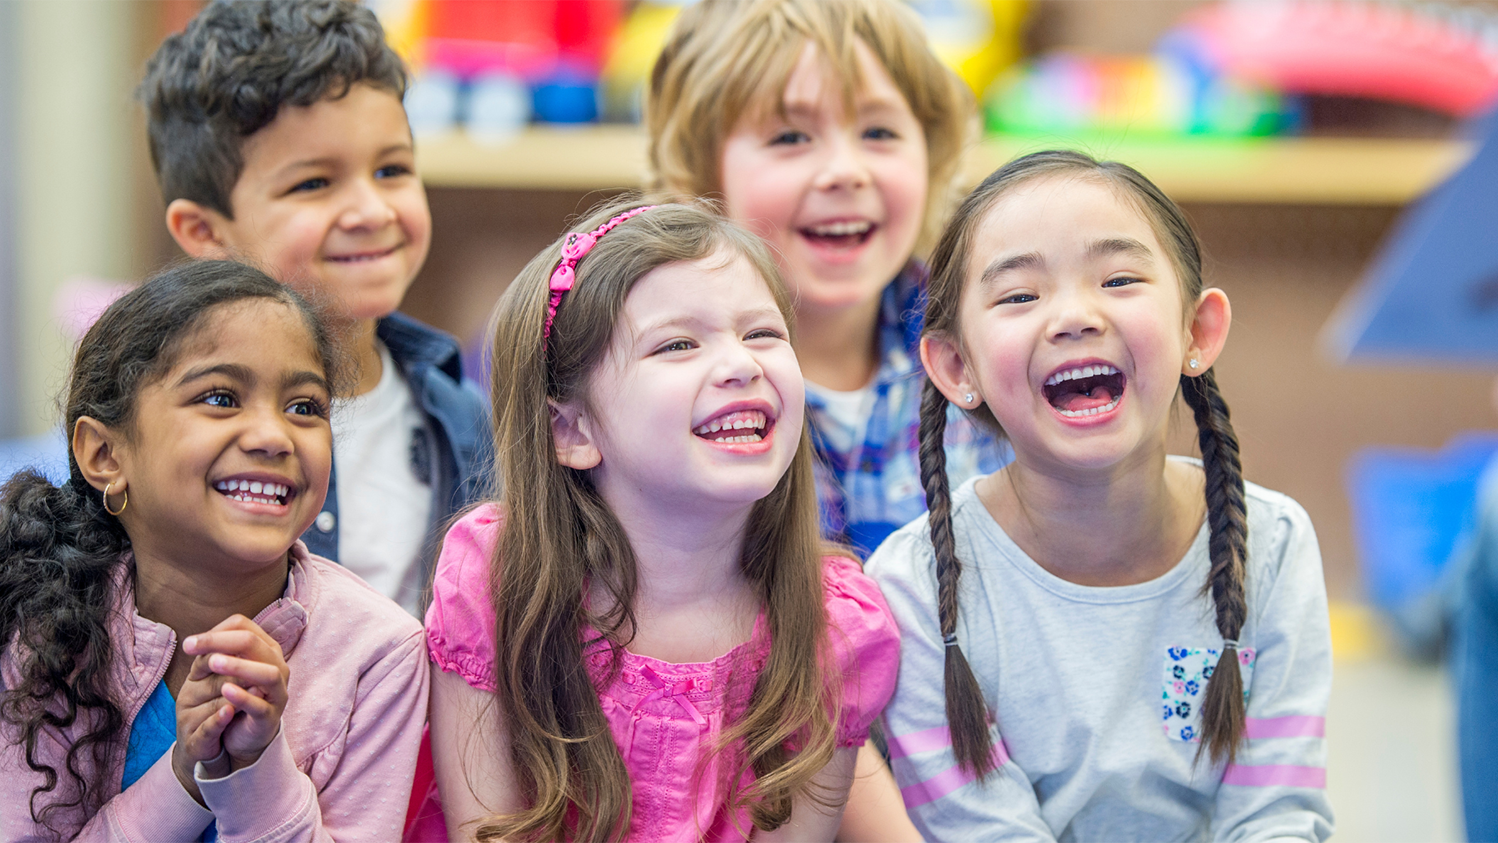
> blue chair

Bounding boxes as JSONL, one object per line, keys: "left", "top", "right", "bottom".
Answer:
{"left": 1346, "top": 432, "right": 1498, "bottom": 658}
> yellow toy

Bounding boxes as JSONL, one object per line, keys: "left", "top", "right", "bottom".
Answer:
{"left": 908, "top": 0, "right": 1028, "bottom": 98}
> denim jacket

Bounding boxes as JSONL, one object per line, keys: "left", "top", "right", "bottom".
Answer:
{"left": 299, "top": 313, "right": 491, "bottom": 585}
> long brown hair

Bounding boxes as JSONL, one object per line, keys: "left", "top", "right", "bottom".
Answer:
{"left": 919, "top": 150, "right": 1250, "bottom": 776}
{"left": 478, "top": 199, "right": 838, "bottom": 841}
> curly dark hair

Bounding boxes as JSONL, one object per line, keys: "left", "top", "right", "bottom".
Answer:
{"left": 0, "top": 260, "right": 340, "bottom": 834}
{"left": 137, "top": 0, "right": 408, "bottom": 218}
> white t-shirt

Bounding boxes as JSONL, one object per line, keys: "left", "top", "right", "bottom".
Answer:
{"left": 806, "top": 381, "right": 875, "bottom": 455}
{"left": 332, "top": 343, "right": 433, "bottom": 616}
{"left": 867, "top": 461, "right": 1334, "bottom": 842}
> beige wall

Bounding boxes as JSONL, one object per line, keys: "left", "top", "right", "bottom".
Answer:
{"left": 15, "top": 1, "right": 144, "bottom": 435}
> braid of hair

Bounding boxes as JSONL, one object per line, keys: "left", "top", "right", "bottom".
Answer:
{"left": 918, "top": 380, "right": 995, "bottom": 778}
{"left": 1179, "top": 370, "right": 1249, "bottom": 767}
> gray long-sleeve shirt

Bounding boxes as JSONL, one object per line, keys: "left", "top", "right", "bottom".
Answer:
{"left": 866, "top": 469, "right": 1334, "bottom": 842}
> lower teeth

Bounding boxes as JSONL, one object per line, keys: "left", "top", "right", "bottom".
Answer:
{"left": 1058, "top": 397, "right": 1120, "bottom": 418}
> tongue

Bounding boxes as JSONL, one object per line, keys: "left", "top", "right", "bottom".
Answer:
{"left": 1054, "top": 384, "right": 1117, "bottom": 412}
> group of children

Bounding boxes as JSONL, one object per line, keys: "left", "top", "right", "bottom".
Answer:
{"left": 0, "top": 1, "right": 1334, "bottom": 841}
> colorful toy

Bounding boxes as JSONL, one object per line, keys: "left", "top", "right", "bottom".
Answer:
{"left": 1168, "top": 1, "right": 1498, "bottom": 118}
{"left": 986, "top": 50, "right": 1296, "bottom": 138}
{"left": 375, "top": 0, "right": 624, "bottom": 127}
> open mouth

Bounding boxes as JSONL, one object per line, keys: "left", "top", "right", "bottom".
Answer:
{"left": 693, "top": 409, "right": 771, "bottom": 444}
{"left": 1043, "top": 364, "right": 1126, "bottom": 418}
{"left": 799, "top": 220, "right": 874, "bottom": 249}
{"left": 327, "top": 244, "right": 401, "bottom": 264}
{"left": 214, "top": 479, "right": 293, "bottom": 506}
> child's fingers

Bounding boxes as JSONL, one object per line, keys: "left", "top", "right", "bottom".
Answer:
{"left": 184, "top": 652, "right": 219, "bottom": 683}
{"left": 204, "top": 653, "right": 287, "bottom": 699}
{"left": 177, "top": 699, "right": 236, "bottom": 761}
{"left": 221, "top": 681, "right": 277, "bottom": 720}
{"left": 182, "top": 628, "right": 278, "bottom": 661}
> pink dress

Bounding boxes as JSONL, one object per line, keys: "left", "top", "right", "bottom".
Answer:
{"left": 424, "top": 505, "right": 900, "bottom": 842}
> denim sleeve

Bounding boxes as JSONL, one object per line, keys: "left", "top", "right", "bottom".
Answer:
{"left": 1458, "top": 466, "right": 1498, "bottom": 840}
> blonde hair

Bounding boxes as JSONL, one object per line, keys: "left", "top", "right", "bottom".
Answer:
{"left": 646, "top": 0, "right": 976, "bottom": 251}
{"left": 479, "top": 198, "right": 840, "bottom": 841}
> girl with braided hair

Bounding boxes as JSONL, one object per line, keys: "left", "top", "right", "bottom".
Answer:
{"left": 865, "top": 151, "right": 1334, "bottom": 841}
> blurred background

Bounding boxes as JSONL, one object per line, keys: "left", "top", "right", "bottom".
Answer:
{"left": 3, "top": 1, "right": 1496, "bottom": 838}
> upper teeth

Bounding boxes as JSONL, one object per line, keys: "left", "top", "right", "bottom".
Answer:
{"left": 808, "top": 221, "right": 871, "bottom": 236}
{"left": 215, "top": 479, "right": 289, "bottom": 497}
{"left": 694, "top": 410, "right": 768, "bottom": 435}
{"left": 1045, "top": 364, "right": 1119, "bottom": 386}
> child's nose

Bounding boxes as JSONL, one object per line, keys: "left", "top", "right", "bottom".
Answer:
{"left": 1048, "top": 288, "right": 1106, "bottom": 341}
{"left": 813, "top": 133, "right": 871, "bottom": 191}
{"left": 716, "top": 342, "right": 765, "bottom": 386}
{"left": 337, "top": 178, "right": 399, "bottom": 229}
{"left": 239, "top": 406, "right": 296, "bottom": 456}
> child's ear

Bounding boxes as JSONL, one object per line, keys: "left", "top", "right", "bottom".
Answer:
{"left": 165, "top": 198, "right": 232, "bottom": 259}
{"left": 1184, "top": 288, "right": 1232, "bottom": 376}
{"left": 920, "top": 333, "right": 983, "bottom": 411}
{"left": 72, "top": 416, "right": 125, "bottom": 493}
{"left": 549, "top": 400, "right": 602, "bottom": 470}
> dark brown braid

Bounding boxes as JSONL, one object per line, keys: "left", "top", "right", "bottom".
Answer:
{"left": 1180, "top": 369, "right": 1249, "bottom": 766}
{"left": 918, "top": 379, "right": 996, "bottom": 778}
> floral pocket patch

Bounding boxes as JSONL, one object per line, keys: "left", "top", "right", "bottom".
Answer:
{"left": 1161, "top": 646, "right": 1255, "bottom": 742}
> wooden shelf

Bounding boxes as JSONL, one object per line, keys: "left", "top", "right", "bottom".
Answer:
{"left": 416, "top": 126, "right": 1472, "bottom": 205}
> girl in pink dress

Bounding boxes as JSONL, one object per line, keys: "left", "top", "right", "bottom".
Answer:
{"left": 423, "top": 200, "right": 900, "bottom": 842}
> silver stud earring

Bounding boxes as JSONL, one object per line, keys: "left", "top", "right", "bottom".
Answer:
{"left": 963, "top": 392, "right": 975, "bottom": 405}
{"left": 1188, "top": 359, "right": 1200, "bottom": 370}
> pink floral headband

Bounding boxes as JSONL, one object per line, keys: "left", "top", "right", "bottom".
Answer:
{"left": 543, "top": 205, "right": 657, "bottom": 347}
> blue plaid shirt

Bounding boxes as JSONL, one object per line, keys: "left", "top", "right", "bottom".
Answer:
{"left": 806, "top": 263, "right": 1007, "bottom": 558}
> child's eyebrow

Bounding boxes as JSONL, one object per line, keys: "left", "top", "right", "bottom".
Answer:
{"left": 275, "top": 143, "right": 414, "bottom": 176}
{"left": 978, "top": 252, "right": 1044, "bottom": 287}
{"left": 174, "top": 364, "right": 328, "bottom": 395}
{"left": 175, "top": 362, "right": 253, "bottom": 388}
{"left": 283, "top": 371, "right": 331, "bottom": 394}
{"left": 856, "top": 94, "right": 911, "bottom": 118}
{"left": 1087, "top": 237, "right": 1155, "bottom": 263}
{"left": 634, "top": 307, "right": 784, "bottom": 339}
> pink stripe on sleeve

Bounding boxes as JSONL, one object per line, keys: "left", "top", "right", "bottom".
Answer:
{"left": 888, "top": 726, "right": 952, "bottom": 760}
{"left": 1222, "top": 764, "right": 1326, "bottom": 788}
{"left": 1244, "top": 715, "right": 1326, "bottom": 739}
{"left": 900, "top": 743, "right": 1011, "bottom": 809}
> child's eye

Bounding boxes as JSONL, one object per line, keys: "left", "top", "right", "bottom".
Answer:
{"left": 863, "top": 126, "right": 899, "bottom": 141}
{"left": 998, "top": 293, "right": 1037, "bottom": 305}
{"left": 745, "top": 328, "right": 786, "bottom": 341}
{"left": 375, "top": 164, "right": 411, "bottom": 179}
{"left": 200, "top": 390, "right": 238, "bottom": 409}
{"left": 288, "top": 177, "right": 330, "bottom": 194}
{"left": 654, "top": 339, "right": 696, "bottom": 355}
{"left": 287, "top": 398, "right": 328, "bottom": 418}
{"left": 768, "top": 130, "right": 809, "bottom": 146}
{"left": 1103, "top": 276, "right": 1142, "bottom": 288}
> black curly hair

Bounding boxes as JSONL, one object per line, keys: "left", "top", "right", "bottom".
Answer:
{"left": 137, "top": 0, "right": 408, "bottom": 218}
{"left": 0, "top": 260, "right": 339, "bottom": 833}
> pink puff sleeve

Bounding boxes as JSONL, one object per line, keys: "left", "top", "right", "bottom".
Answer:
{"left": 821, "top": 555, "right": 901, "bottom": 748}
{"left": 425, "top": 505, "right": 503, "bottom": 693}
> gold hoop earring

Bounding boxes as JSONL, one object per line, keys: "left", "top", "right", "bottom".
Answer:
{"left": 103, "top": 480, "right": 128, "bottom": 517}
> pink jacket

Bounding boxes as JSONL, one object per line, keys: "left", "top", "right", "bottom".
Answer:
{"left": 1, "top": 544, "right": 430, "bottom": 843}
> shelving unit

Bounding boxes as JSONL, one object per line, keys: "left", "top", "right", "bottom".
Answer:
{"left": 416, "top": 126, "right": 1473, "bottom": 205}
